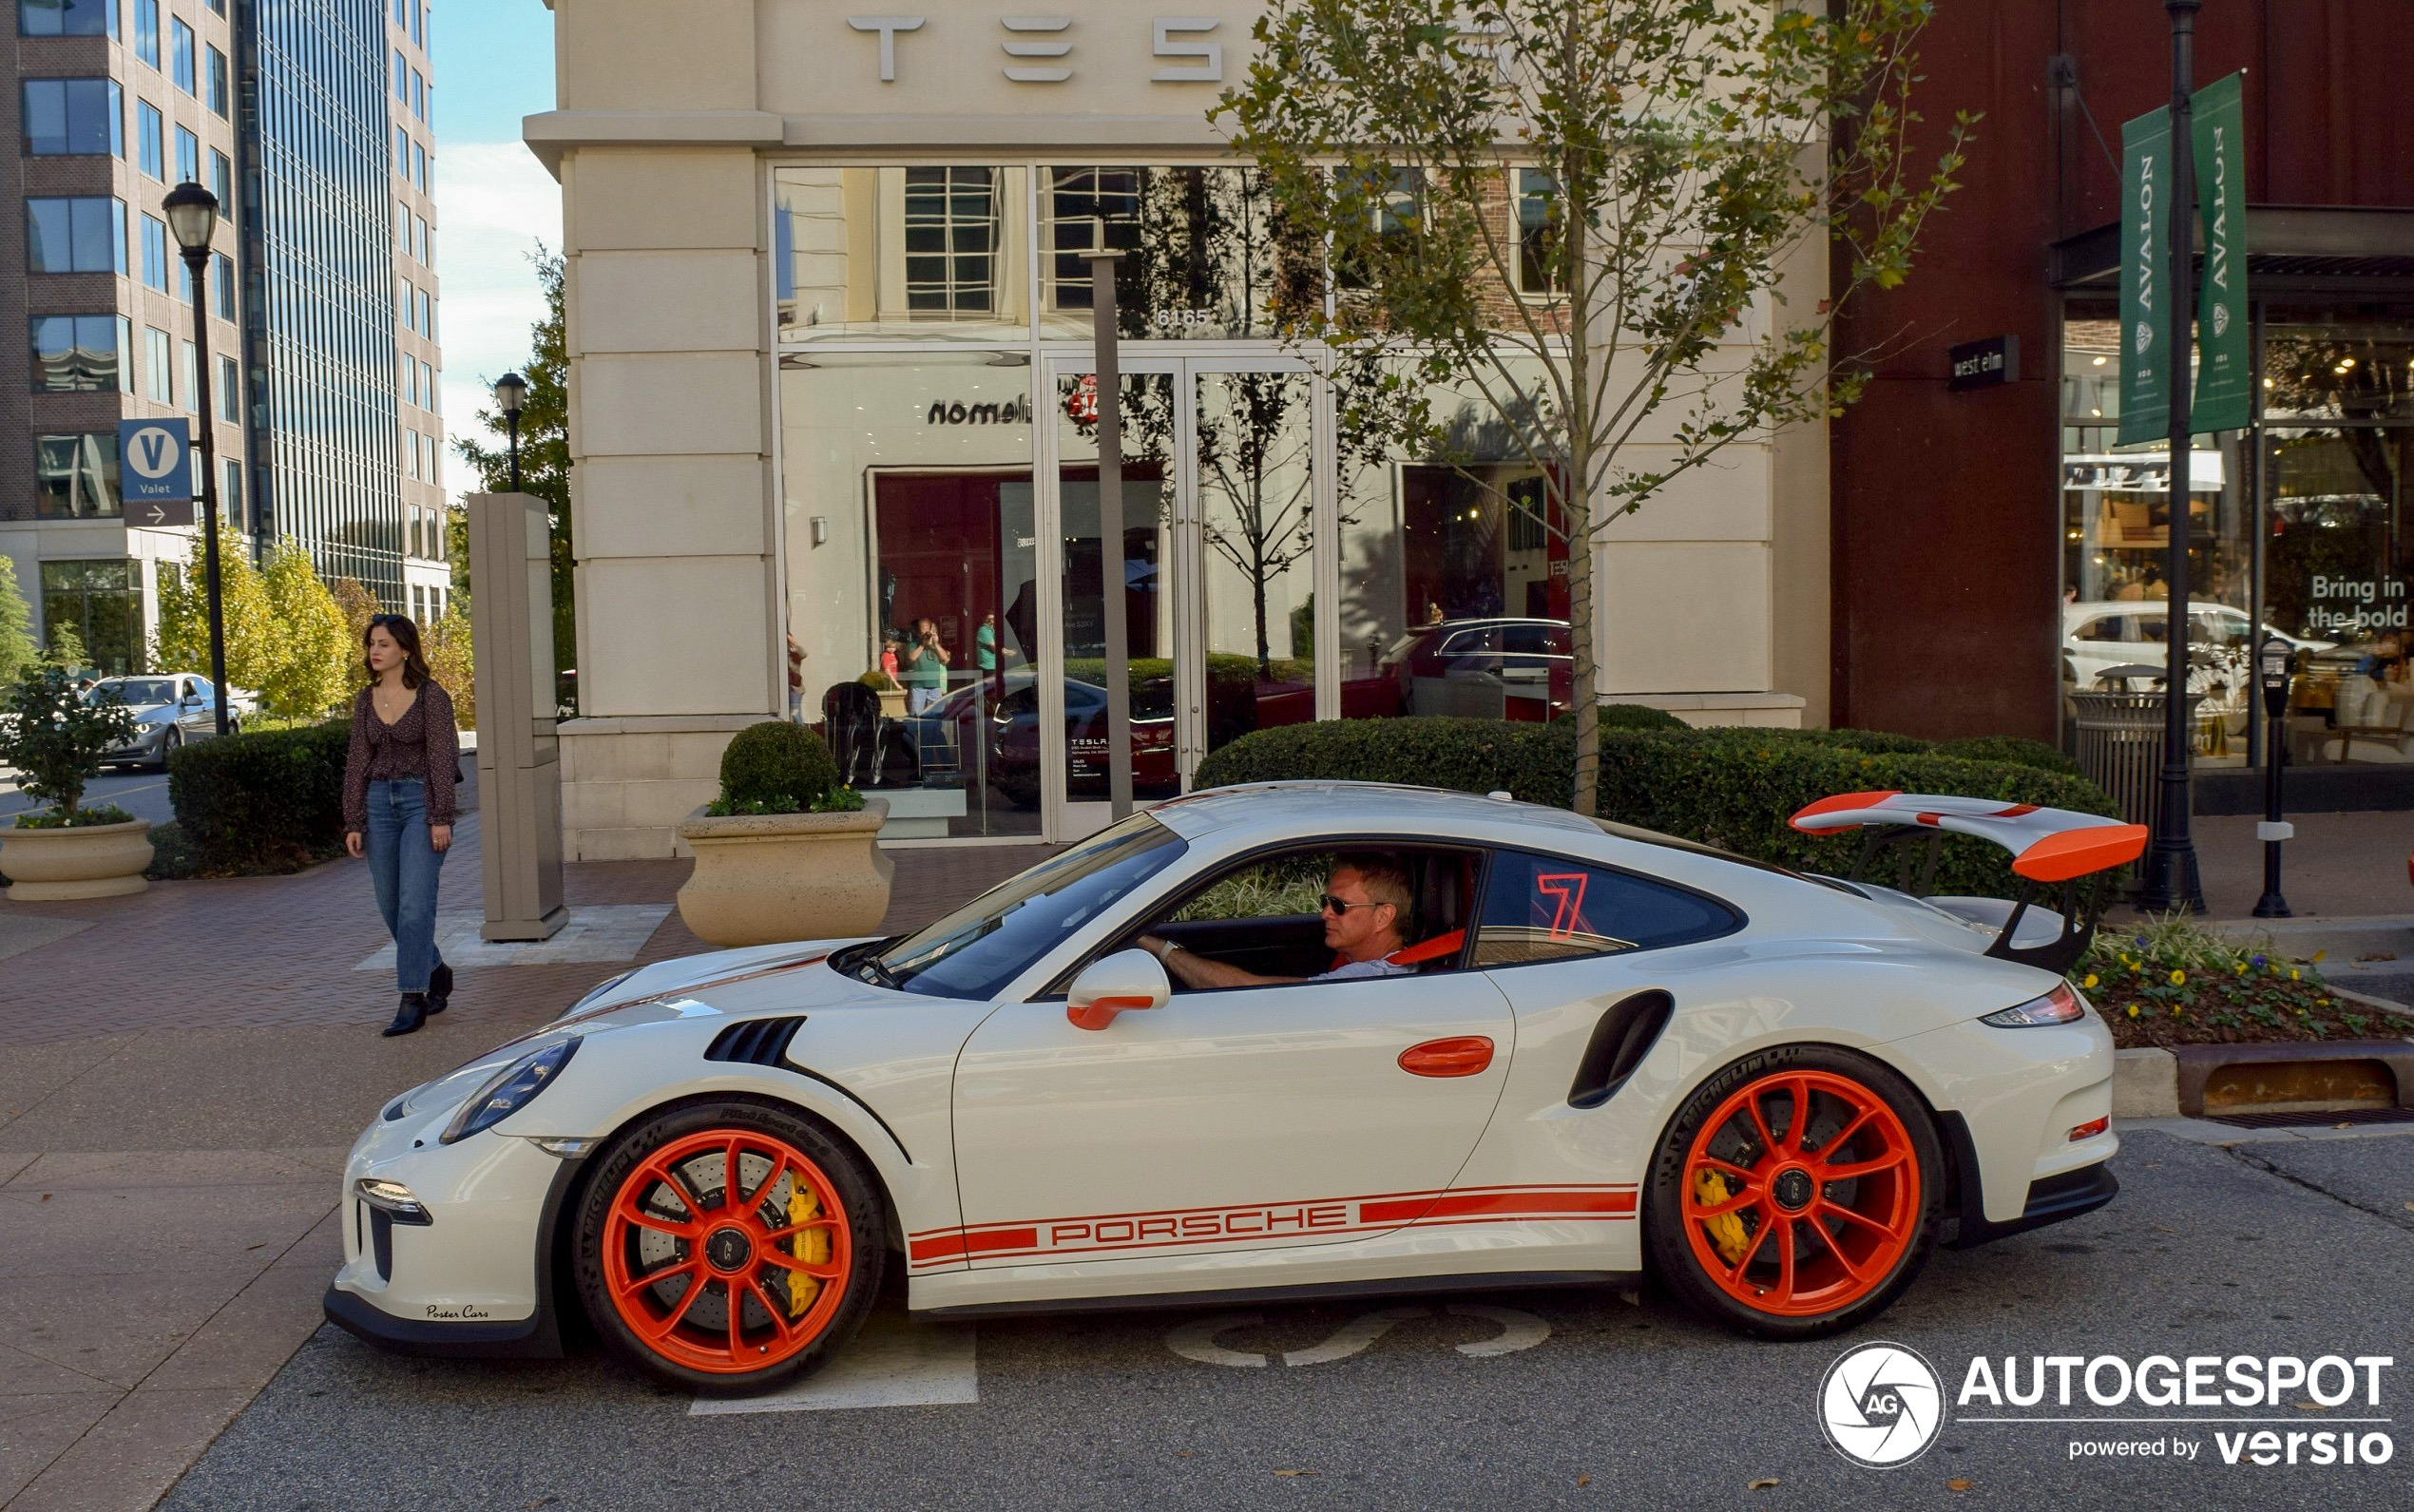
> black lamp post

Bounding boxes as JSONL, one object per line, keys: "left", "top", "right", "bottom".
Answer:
{"left": 2139, "top": 0, "right": 2209, "bottom": 914}
{"left": 495, "top": 372, "right": 527, "bottom": 492}
{"left": 2251, "top": 633, "right": 2294, "bottom": 918}
{"left": 163, "top": 181, "right": 229, "bottom": 738}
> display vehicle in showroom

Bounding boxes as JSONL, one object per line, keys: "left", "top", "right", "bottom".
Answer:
{"left": 328, "top": 782, "right": 2141, "bottom": 1392}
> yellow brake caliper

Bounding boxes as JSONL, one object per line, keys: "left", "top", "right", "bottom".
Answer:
{"left": 1696, "top": 1169, "right": 1751, "bottom": 1265}
{"left": 787, "top": 1178, "right": 831, "bottom": 1318}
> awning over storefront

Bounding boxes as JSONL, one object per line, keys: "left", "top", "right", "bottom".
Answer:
{"left": 2049, "top": 205, "right": 2414, "bottom": 297}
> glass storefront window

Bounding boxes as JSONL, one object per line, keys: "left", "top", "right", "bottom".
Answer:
{"left": 1336, "top": 362, "right": 1572, "bottom": 724}
{"left": 35, "top": 431, "right": 120, "bottom": 518}
{"left": 779, "top": 352, "right": 1041, "bottom": 836}
{"left": 2265, "top": 427, "right": 2412, "bottom": 764}
{"left": 2059, "top": 304, "right": 2251, "bottom": 763}
{"left": 1195, "top": 370, "right": 1318, "bottom": 758}
{"left": 39, "top": 559, "right": 140, "bottom": 675}
{"left": 772, "top": 166, "right": 1030, "bottom": 342}
{"left": 1039, "top": 166, "right": 1309, "bottom": 342}
{"left": 2261, "top": 305, "right": 2414, "bottom": 423}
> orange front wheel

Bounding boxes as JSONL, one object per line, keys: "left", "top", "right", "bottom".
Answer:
{"left": 576, "top": 1101, "right": 882, "bottom": 1392}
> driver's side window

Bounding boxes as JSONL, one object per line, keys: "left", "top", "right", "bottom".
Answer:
{"left": 1135, "top": 844, "right": 1481, "bottom": 991}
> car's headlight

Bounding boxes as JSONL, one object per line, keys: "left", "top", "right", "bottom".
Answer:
{"left": 1981, "top": 983, "right": 2088, "bottom": 1027}
{"left": 440, "top": 1039, "right": 580, "bottom": 1144}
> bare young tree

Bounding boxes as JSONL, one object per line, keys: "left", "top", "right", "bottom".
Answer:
{"left": 1220, "top": 0, "right": 1970, "bottom": 812}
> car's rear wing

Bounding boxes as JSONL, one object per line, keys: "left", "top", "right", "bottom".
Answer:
{"left": 1790, "top": 792, "right": 2148, "bottom": 974}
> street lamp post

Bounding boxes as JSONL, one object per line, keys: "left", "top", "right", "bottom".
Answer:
{"left": 163, "top": 182, "right": 230, "bottom": 738}
{"left": 2251, "top": 634, "right": 2294, "bottom": 919}
{"left": 2139, "top": 0, "right": 2209, "bottom": 913}
{"left": 495, "top": 372, "right": 527, "bottom": 493}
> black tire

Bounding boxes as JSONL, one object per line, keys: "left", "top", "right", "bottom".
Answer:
{"left": 572, "top": 1098, "right": 887, "bottom": 1395}
{"left": 1644, "top": 1043, "right": 1945, "bottom": 1341}
{"left": 156, "top": 727, "right": 182, "bottom": 771}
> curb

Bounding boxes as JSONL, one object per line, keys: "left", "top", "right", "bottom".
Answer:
{"left": 2112, "top": 1039, "right": 2414, "bottom": 1120}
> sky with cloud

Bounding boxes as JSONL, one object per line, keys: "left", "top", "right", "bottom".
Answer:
{"left": 431, "top": 3, "right": 559, "bottom": 504}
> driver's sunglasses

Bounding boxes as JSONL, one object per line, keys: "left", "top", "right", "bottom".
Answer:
{"left": 1318, "top": 894, "right": 1379, "bottom": 915}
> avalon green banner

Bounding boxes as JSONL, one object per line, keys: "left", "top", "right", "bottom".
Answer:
{"left": 2192, "top": 70, "right": 2251, "bottom": 433}
{"left": 2117, "top": 105, "right": 2173, "bottom": 447}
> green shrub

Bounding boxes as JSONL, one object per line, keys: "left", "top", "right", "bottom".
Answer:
{"left": 718, "top": 720, "right": 840, "bottom": 812}
{"left": 1934, "top": 735, "right": 2082, "bottom": 776}
{"left": 1193, "top": 718, "right": 2117, "bottom": 898}
{"left": 1748, "top": 726, "right": 1937, "bottom": 756}
{"left": 1597, "top": 703, "right": 1690, "bottom": 732}
{"left": 168, "top": 719, "right": 353, "bottom": 872}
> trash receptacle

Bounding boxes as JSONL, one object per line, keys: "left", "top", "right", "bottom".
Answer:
{"left": 2070, "top": 688, "right": 2204, "bottom": 827}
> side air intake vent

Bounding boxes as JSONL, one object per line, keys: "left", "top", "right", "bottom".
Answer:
{"left": 1567, "top": 991, "right": 1673, "bottom": 1110}
{"left": 705, "top": 1016, "right": 807, "bottom": 1067}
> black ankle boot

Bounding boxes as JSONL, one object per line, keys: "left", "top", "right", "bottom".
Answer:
{"left": 383, "top": 993, "right": 429, "bottom": 1038}
{"left": 426, "top": 963, "right": 452, "bottom": 1015}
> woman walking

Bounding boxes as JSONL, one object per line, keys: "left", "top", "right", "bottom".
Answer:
{"left": 343, "top": 614, "right": 460, "bottom": 1037}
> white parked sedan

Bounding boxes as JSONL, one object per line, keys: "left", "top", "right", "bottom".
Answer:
{"left": 327, "top": 782, "right": 2142, "bottom": 1393}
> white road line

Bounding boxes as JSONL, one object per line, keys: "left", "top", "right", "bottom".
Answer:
{"left": 1444, "top": 1304, "right": 1550, "bottom": 1357}
{"left": 1165, "top": 1311, "right": 1270, "bottom": 1368}
{"left": 1281, "top": 1306, "right": 1429, "bottom": 1367}
{"left": 690, "top": 1311, "right": 978, "bottom": 1415}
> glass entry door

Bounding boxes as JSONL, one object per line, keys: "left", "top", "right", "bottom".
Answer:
{"left": 1038, "top": 354, "right": 1326, "bottom": 841}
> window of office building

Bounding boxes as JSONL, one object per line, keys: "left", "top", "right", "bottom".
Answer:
{"left": 1515, "top": 170, "right": 1566, "bottom": 297}
{"left": 140, "top": 213, "right": 170, "bottom": 291}
{"left": 23, "top": 79, "right": 123, "bottom": 156}
{"left": 27, "top": 197, "right": 126, "bottom": 275}
{"left": 20, "top": 0, "right": 116, "bottom": 36}
{"left": 210, "top": 148, "right": 231, "bottom": 205}
{"left": 34, "top": 434, "right": 121, "bottom": 520}
{"left": 144, "top": 325, "right": 173, "bottom": 402}
{"left": 220, "top": 354, "right": 239, "bottom": 421}
{"left": 132, "top": 0, "right": 156, "bottom": 59}
{"left": 40, "top": 560, "right": 141, "bottom": 675}
{"left": 171, "top": 17, "right": 194, "bottom": 91}
{"left": 205, "top": 45, "right": 226, "bottom": 115}
{"left": 138, "top": 100, "right": 163, "bottom": 178}
{"left": 30, "top": 315, "right": 129, "bottom": 392}
{"left": 175, "top": 124, "right": 199, "bottom": 184}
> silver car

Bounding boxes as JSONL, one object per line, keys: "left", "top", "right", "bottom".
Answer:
{"left": 90, "top": 675, "right": 243, "bottom": 769}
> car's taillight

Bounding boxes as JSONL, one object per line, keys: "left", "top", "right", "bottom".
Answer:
{"left": 1980, "top": 982, "right": 2088, "bottom": 1027}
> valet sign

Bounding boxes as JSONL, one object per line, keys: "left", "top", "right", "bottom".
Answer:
{"left": 1818, "top": 1344, "right": 2396, "bottom": 1471}
{"left": 117, "top": 418, "right": 195, "bottom": 526}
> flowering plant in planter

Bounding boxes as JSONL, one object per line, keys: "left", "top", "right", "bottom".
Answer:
{"left": 0, "top": 667, "right": 138, "bottom": 827}
{"left": 2070, "top": 915, "right": 2386, "bottom": 1049}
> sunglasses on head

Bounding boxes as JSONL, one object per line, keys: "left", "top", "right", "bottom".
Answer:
{"left": 1319, "top": 894, "right": 1382, "bottom": 915}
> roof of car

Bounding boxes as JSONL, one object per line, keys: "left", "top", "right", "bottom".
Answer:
{"left": 1146, "top": 780, "right": 1604, "bottom": 843}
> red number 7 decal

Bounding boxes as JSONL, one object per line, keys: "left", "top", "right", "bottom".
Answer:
{"left": 1535, "top": 872, "right": 1591, "bottom": 940}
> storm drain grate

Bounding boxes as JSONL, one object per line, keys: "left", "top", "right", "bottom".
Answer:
{"left": 2202, "top": 1104, "right": 2414, "bottom": 1130}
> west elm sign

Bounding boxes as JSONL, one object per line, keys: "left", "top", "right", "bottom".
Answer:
{"left": 1947, "top": 335, "right": 2017, "bottom": 392}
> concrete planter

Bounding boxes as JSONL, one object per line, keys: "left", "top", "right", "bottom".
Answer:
{"left": 1, "top": 816, "right": 153, "bottom": 901}
{"left": 674, "top": 799, "right": 892, "bottom": 947}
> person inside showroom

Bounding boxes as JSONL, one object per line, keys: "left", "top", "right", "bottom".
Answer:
{"left": 1137, "top": 855, "right": 1414, "bottom": 988}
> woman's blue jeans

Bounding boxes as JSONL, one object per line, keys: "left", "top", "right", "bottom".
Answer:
{"left": 365, "top": 777, "right": 447, "bottom": 994}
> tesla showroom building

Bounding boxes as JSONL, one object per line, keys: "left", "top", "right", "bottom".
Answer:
{"left": 531, "top": 0, "right": 2409, "bottom": 858}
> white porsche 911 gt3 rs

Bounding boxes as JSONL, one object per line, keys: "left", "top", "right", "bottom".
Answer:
{"left": 327, "top": 782, "right": 2144, "bottom": 1394}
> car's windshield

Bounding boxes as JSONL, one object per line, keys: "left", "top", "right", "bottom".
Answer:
{"left": 94, "top": 679, "right": 173, "bottom": 703}
{"left": 864, "top": 813, "right": 1186, "bottom": 999}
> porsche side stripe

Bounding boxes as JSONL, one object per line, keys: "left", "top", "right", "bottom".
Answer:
{"left": 908, "top": 1184, "right": 1638, "bottom": 1269}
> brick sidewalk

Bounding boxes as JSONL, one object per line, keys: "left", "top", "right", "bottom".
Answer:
{"left": 0, "top": 817, "right": 1052, "bottom": 1050}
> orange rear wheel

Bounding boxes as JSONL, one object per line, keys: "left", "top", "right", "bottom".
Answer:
{"left": 1680, "top": 1068, "right": 1922, "bottom": 1317}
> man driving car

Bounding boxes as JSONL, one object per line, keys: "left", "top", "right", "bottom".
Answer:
{"left": 1137, "top": 854, "right": 1413, "bottom": 989}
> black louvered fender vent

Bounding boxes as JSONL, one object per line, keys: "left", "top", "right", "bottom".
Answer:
{"left": 705, "top": 1016, "right": 808, "bottom": 1067}
{"left": 1566, "top": 991, "right": 1674, "bottom": 1110}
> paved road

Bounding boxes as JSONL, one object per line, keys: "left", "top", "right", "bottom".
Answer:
{"left": 0, "top": 767, "right": 177, "bottom": 827}
{"left": 155, "top": 1126, "right": 2414, "bottom": 1512}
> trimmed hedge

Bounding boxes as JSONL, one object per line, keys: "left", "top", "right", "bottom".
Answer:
{"left": 1191, "top": 718, "right": 2117, "bottom": 898}
{"left": 719, "top": 719, "right": 840, "bottom": 811}
{"left": 1933, "top": 735, "right": 2083, "bottom": 776}
{"left": 166, "top": 719, "right": 353, "bottom": 873}
{"left": 1597, "top": 703, "right": 1691, "bottom": 732}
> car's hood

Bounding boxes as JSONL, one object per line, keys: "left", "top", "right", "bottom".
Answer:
{"left": 380, "top": 937, "right": 889, "bottom": 1124}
